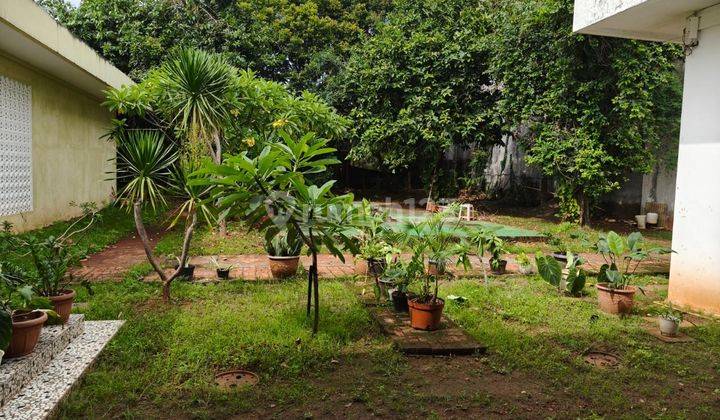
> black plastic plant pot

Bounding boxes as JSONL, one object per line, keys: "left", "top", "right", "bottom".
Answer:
{"left": 216, "top": 268, "right": 231, "bottom": 279}
{"left": 367, "top": 258, "right": 387, "bottom": 277}
{"left": 491, "top": 259, "right": 508, "bottom": 275}
{"left": 175, "top": 264, "right": 196, "bottom": 281}
{"left": 391, "top": 290, "right": 409, "bottom": 312}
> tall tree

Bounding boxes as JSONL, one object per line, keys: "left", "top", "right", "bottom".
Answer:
{"left": 330, "top": 0, "right": 501, "bottom": 193}
{"left": 487, "top": 0, "right": 682, "bottom": 224}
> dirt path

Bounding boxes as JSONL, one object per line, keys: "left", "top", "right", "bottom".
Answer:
{"left": 71, "top": 229, "right": 164, "bottom": 281}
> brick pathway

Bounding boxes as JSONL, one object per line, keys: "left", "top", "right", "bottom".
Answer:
{"left": 142, "top": 252, "right": 669, "bottom": 282}
{"left": 71, "top": 230, "right": 164, "bottom": 281}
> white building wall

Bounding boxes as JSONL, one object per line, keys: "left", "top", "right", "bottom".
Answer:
{"left": 667, "top": 23, "right": 720, "bottom": 314}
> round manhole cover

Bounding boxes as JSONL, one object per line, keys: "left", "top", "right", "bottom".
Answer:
{"left": 584, "top": 351, "right": 619, "bottom": 368}
{"left": 214, "top": 370, "right": 259, "bottom": 389}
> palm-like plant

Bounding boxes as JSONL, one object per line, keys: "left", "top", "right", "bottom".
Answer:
{"left": 154, "top": 48, "right": 235, "bottom": 163}
{"left": 115, "top": 130, "right": 177, "bottom": 210}
{"left": 113, "top": 130, "right": 210, "bottom": 302}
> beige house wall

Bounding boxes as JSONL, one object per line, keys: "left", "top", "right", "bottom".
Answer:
{"left": 0, "top": 53, "right": 116, "bottom": 232}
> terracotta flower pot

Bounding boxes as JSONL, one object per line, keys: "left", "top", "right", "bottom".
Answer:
{"left": 596, "top": 283, "right": 636, "bottom": 315}
{"left": 491, "top": 259, "right": 507, "bottom": 275}
{"left": 268, "top": 255, "right": 300, "bottom": 279}
{"left": 48, "top": 289, "right": 76, "bottom": 324}
{"left": 408, "top": 297, "right": 445, "bottom": 331}
{"left": 427, "top": 260, "right": 445, "bottom": 276}
{"left": 5, "top": 310, "right": 48, "bottom": 358}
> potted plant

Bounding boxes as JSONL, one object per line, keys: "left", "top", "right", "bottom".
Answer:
{"left": 487, "top": 236, "right": 508, "bottom": 275}
{"left": 381, "top": 250, "right": 425, "bottom": 312}
{"left": 535, "top": 251, "right": 586, "bottom": 296}
{"left": 0, "top": 263, "right": 50, "bottom": 358}
{"left": 0, "top": 206, "right": 97, "bottom": 323}
{"left": 516, "top": 252, "right": 534, "bottom": 275}
{"left": 209, "top": 256, "right": 233, "bottom": 279}
{"left": 173, "top": 256, "right": 196, "bottom": 281}
{"left": 594, "top": 231, "right": 670, "bottom": 315}
{"left": 265, "top": 227, "right": 303, "bottom": 279}
{"left": 417, "top": 206, "right": 465, "bottom": 276}
{"left": 356, "top": 201, "right": 396, "bottom": 277}
{"left": 360, "top": 240, "right": 396, "bottom": 277}
{"left": 658, "top": 310, "right": 682, "bottom": 336}
{"left": 407, "top": 271, "right": 445, "bottom": 330}
{"left": 545, "top": 233, "right": 568, "bottom": 262}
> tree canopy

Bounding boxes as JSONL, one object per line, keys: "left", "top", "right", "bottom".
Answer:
{"left": 38, "top": 0, "right": 390, "bottom": 92}
{"left": 329, "top": 0, "right": 501, "bottom": 188}
{"left": 486, "top": 0, "right": 682, "bottom": 223}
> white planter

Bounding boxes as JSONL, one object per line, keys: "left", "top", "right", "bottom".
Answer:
{"left": 646, "top": 212, "right": 659, "bottom": 224}
{"left": 635, "top": 215, "right": 647, "bottom": 229}
{"left": 658, "top": 317, "right": 680, "bottom": 336}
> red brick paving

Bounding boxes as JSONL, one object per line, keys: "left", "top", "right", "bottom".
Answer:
{"left": 69, "top": 231, "right": 670, "bottom": 282}
{"left": 71, "top": 229, "right": 164, "bottom": 281}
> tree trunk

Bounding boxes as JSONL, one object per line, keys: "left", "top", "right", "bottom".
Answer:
{"left": 312, "top": 251, "right": 319, "bottom": 334}
{"left": 133, "top": 201, "right": 196, "bottom": 303}
{"left": 577, "top": 191, "right": 590, "bottom": 226}
{"left": 213, "top": 131, "right": 228, "bottom": 237}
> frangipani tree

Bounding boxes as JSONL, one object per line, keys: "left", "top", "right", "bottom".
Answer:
{"left": 194, "top": 131, "right": 358, "bottom": 333}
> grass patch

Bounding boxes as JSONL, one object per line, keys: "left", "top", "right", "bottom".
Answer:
{"left": 155, "top": 220, "right": 264, "bottom": 257}
{"left": 58, "top": 273, "right": 720, "bottom": 418}
{"left": 441, "top": 275, "right": 720, "bottom": 414}
{"left": 59, "top": 277, "right": 377, "bottom": 418}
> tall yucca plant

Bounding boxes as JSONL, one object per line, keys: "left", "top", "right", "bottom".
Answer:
{"left": 154, "top": 48, "right": 235, "bottom": 164}
{"left": 154, "top": 48, "right": 235, "bottom": 235}
{"left": 113, "top": 130, "right": 205, "bottom": 302}
{"left": 115, "top": 130, "right": 177, "bottom": 210}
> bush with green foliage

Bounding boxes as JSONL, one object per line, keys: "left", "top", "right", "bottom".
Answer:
{"left": 331, "top": 0, "right": 500, "bottom": 190}
{"left": 195, "top": 130, "right": 358, "bottom": 333}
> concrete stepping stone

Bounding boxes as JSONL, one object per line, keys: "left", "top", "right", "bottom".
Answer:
{"left": 0, "top": 315, "right": 84, "bottom": 406}
{"left": 0, "top": 320, "right": 123, "bottom": 420}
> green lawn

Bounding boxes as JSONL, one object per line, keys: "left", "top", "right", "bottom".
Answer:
{"left": 1, "top": 205, "right": 148, "bottom": 270}
{"left": 56, "top": 273, "right": 720, "bottom": 418}
{"left": 155, "top": 220, "right": 265, "bottom": 257}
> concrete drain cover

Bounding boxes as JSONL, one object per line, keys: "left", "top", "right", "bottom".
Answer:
{"left": 584, "top": 351, "right": 619, "bottom": 368}
{"left": 214, "top": 370, "right": 259, "bottom": 389}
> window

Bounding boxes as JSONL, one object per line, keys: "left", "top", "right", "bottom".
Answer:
{"left": 0, "top": 75, "right": 32, "bottom": 217}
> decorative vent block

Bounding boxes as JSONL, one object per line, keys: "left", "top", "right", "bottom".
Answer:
{"left": 0, "top": 76, "right": 32, "bottom": 217}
